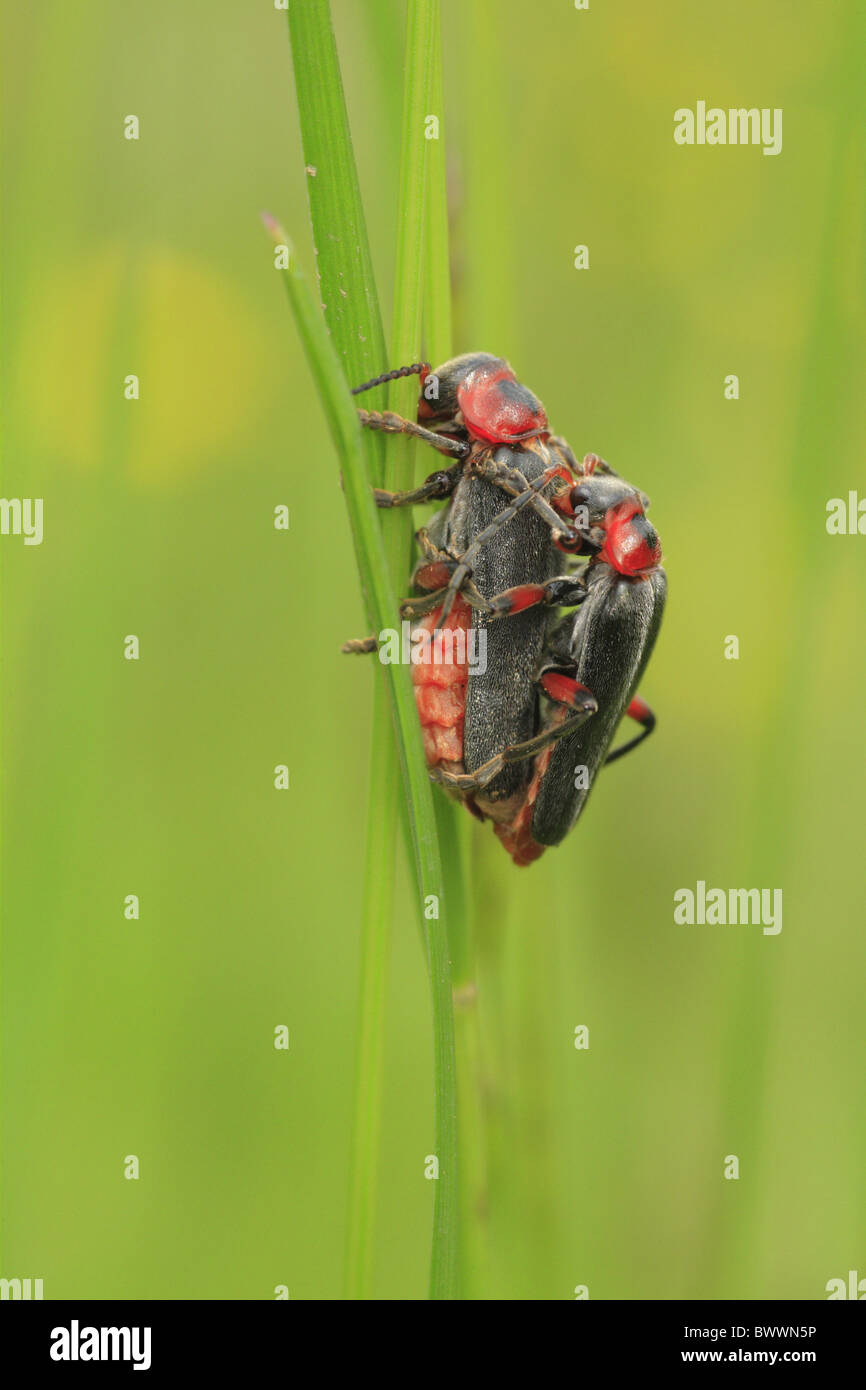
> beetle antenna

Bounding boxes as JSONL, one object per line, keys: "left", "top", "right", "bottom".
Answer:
{"left": 350, "top": 362, "right": 429, "bottom": 396}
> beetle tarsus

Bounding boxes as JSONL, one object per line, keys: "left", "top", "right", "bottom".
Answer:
{"left": 341, "top": 636, "right": 378, "bottom": 655}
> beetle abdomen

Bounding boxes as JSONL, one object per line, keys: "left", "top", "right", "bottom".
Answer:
{"left": 493, "top": 742, "right": 554, "bottom": 865}
{"left": 411, "top": 596, "right": 470, "bottom": 770}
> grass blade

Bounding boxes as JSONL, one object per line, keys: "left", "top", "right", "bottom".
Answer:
{"left": 280, "top": 0, "right": 458, "bottom": 1301}
{"left": 418, "top": 10, "right": 486, "bottom": 1300}
{"left": 422, "top": 17, "right": 453, "bottom": 369}
{"left": 344, "top": 691, "right": 397, "bottom": 1298}
{"left": 384, "top": 0, "right": 459, "bottom": 1300}
{"left": 285, "top": 2, "right": 387, "bottom": 404}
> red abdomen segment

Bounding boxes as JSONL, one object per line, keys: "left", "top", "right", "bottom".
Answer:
{"left": 411, "top": 594, "right": 549, "bottom": 865}
{"left": 493, "top": 745, "right": 552, "bottom": 866}
{"left": 411, "top": 597, "right": 470, "bottom": 769}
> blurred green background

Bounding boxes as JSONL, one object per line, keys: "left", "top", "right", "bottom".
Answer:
{"left": 2, "top": 0, "right": 864, "bottom": 1300}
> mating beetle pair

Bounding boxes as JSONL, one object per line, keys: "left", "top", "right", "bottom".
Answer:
{"left": 345, "top": 353, "right": 666, "bottom": 865}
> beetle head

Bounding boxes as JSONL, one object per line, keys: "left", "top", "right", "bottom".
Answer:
{"left": 568, "top": 475, "right": 651, "bottom": 522}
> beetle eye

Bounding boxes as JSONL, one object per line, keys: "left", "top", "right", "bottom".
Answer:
{"left": 555, "top": 528, "right": 582, "bottom": 553}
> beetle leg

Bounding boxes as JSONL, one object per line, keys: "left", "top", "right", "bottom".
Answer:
{"left": 397, "top": 590, "right": 447, "bottom": 619}
{"left": 486, "top": 574, "right": 588, "bottom": 619}
{"left": 545, "top": 435, "right": 580, "bottom": 474}
{"left": 344, "top": 525, "right": 494, "bottom": 640}
{"left": 371, "top": 459, "right": 465, "bottom": 509}
{"left": 341, "top": 593, "right": 488, "bottom": 645}
{"left": 400, "top": 582, "right": 491, "bottom": 620}
{"left": 604, "top": 694, "right": 656, "bottom": 764}
{"left": 472, "top": 454, "right": 576, "bottom": 536}
{"left": 461, "top": 580, "right": 495, "bottom": 613}
{"left": 341, "top": 546, "right": 457, "bottom": 647}
{"left": 341, "top": 636, "right": 379, "bottom": 655}
{"left": 547, "top": 439, "right": 619, "bottom": 481}
{"left": 472, "top": 453, "right": 606, "bottom": 558}
{"left": 415, "top": 526, "right": 451, "bottom": 562}
{"left": 432, "top": 473, "right": 565, "bottom": 631}
{"left": 357, "top": 409, "right": 469, "bottom": 459}
{"left": 432, "top": 677, "right": 597, "bottom": 794}
{"left": 405, "top": 543, "right": 492, "bottom": 618}
{"left": 341, "top": 584, "right": 463, "bottom": 641}
{"left": 412, "top": 532, "right": 458, "bottom": 587}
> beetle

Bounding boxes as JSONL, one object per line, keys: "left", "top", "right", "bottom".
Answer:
{"left": 429, "top": 473, "right": 666, "bottom": 865}
{"left": 348, "top": 354, "right": 602, "bottom": 820}
{"left": 345, "top": 354, "right": 665, "bottom": 861}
